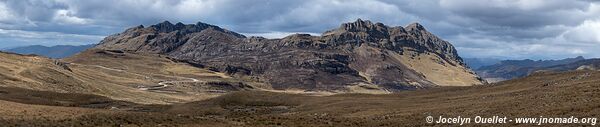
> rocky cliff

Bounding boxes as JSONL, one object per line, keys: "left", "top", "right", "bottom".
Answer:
{"left": 95, "top": 19, "right": 483, "bottom": 92}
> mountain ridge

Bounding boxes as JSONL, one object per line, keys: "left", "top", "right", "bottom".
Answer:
{"left": 463, "top": 57, "right": 503, "bottom": 69}
{"left": 4, "top": 44, "right": 95, "bottom": 58}
{"left": 95, "top": 19, "right": 484, "bottom": 91}
{"left": 475, "top": 56, "right": 585, "bottom": 82}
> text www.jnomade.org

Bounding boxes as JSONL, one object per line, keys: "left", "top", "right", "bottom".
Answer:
{"left": 426, "top": 115, "right": 597, "bottom": 125}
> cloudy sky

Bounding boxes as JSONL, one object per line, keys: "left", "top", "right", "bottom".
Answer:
{"left": 0, "top": 0, "right": 599, "bottom": 59}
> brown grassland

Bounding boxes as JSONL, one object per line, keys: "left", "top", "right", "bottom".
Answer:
{"left": 0, "top": 68, "right": 598, "bottom": 126}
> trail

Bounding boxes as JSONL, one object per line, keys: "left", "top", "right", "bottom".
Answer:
{"left": 154, "top": 77, "right": 200, "bottom": 89}
{"left": 89, "top": 65, "right": 150, "bottom": 79}
{"left": 71, "top": 63, "right": 201, "bottom": 92}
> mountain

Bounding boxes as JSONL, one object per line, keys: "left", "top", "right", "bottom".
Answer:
{"left": 475, "top": 56, "right": 585, "bottom": 82}
{"left": 463, "top": 57, "right": 502, "bottom": 69}
{"left": 95, "top": 19, "right": 484, "bottom": 91}
{"left": 539, "top": 58, "right": 600, "bottom": 71}
{"left": 4, "top": 44, "right": 95, "bottom": 58}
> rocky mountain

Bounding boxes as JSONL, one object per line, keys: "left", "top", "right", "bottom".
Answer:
{"left": 475, "top": 56, "right": 585, "bottom": 82}
{"left": 4, "top": 44, "right": 95, "bottom": 58}
{"left": 95, "top": 19, "right": 483, "bottom": 92}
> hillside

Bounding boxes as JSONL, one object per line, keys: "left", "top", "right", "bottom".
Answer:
{"left": 95, "top": 19, "right": 484, "bottom": 92}
{"left": 4, "top": 44, "right": 95, "bottom": 58}
{"left": 0, "top": 50, "right": 259, "bottom": 104}
{"left": 0, "top": 68, "right": 598, "bottom": 126}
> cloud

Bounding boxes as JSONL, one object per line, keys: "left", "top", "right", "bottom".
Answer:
{"left": 53, "top": 9, "right": 91, "bottom": 25}
{"left": 0, "top": 28, "right": 104, "bottom": 48}
{"left": 452, "top": 34, "right": 596, "bottom": 59}
{"left": 439, "top": 0, "right": 590, "bottom": 27}
{"left": 0, "top": 0, "right": 599, "bottom": 59}
{"left": 261, "top": 0, "right": 416, "bottom": 33}
{"left": 0, "top": 2, "right": 16, "bottom": 21}
{"left": 562, "top": 20, "right": 600, "bottom": 44}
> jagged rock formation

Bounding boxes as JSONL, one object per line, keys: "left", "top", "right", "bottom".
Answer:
{"left": 95, "top": 19, "right": 483, "bottom": 92}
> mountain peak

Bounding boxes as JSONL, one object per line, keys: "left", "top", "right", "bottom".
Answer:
{"left": 195, "top": 21, "right": 213, "bottom": 28}
{"left": 160, "top": 20, "right": 173, "bottom": 25}
{"left": 406, "top": 22, "right": 426, "bottom": 31}
{"left": 142, "top": 21, "right": 245, "bottom": 38}
{"left": 356, "top": 18, "right": 364, "bottom": 22}
{"left": 175, "top": 22, "right": 185, "bottom": 27}
{"left": 322, "top": 19, "right": 389, "bottom": 38}
{"left": 341, "top": 19, "right": 384, "bottom": 32}
{"left": 154, "top": 21, "right": 174, "bottom": 27}
{"left": 150, "top": 21, "right": 176, "bottom": 33}
{"left": 350, "top": 18, "right": 373, "bottom": 26}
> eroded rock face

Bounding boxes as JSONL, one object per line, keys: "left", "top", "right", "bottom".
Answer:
{"left": 96, "top": 19, "right": 483, "bottom": 91}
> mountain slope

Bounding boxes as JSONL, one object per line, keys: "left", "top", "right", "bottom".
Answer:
{"left": 5, "top": 44, "right": 95, "bottom": 58}
{"left": 2, "top": 69, "right": 599, "bottom": 126}
{"left": 475, "top": 56, "right": 584, "bottom": 82}
{"left": 95, "top": 19, "right": 483, "bottom": 91}
{"left": 0, "top": 50, "right": 258, "bottom": 104}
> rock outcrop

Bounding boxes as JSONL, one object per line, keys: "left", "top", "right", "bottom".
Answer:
{"left": 95, "top": 19, "right": 483, "bottom": 92}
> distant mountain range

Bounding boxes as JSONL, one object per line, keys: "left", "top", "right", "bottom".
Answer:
{"left": 3, "top": 44, "right": 95, "bottom": 58}
{"left": 463, "top": 58, "right": 503, "bottom": 69}
{"left": 474, "top": 56, "right": 585, "bottom": 82}
{"left": 541, "top": 58, "right": 600, "bottom": 72}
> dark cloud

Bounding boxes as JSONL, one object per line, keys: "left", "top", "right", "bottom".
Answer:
{"left": 0, "top": 0, "right": 599, "bottom": 59}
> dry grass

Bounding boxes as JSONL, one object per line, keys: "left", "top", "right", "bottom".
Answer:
{"left": 169, "top": 70, "right": 600, "bottom": 126}
{"left": 0, "top": 50, "right": 263, "bottom": 104}
{"left": 1, "top": 50, "right": 599, "bottom": 126}
{"left": 0, "top": 70, "right": 599, "bottom": 126}
{"left": 394, "top": 50, "right": 482, "bottom": 86}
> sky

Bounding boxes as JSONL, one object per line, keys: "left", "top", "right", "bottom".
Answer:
{"left": 0, "top": 0, "right": 599, "bottom": 60}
